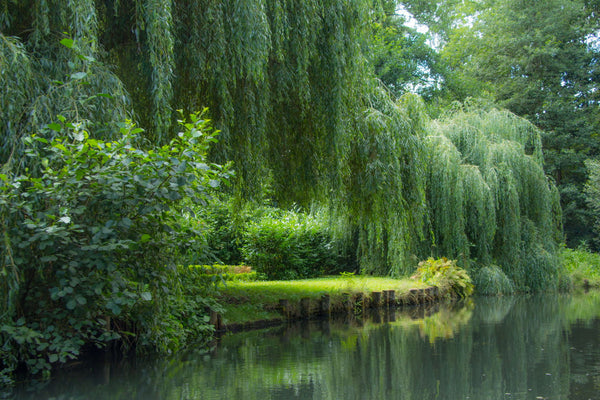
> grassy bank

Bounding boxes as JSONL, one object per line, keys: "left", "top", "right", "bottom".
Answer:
{"left": 216, "top": 276, "right": 430, "bottom": 326}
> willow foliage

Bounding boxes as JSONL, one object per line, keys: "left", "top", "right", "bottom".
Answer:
{"left": 334, "top": 90, "right": 427, "bottom": 276}
{"left": 425, "top": 107, "right": 562, "bottom": 291}
{"left": 0, "top": 1, "right": 130, "bottom": 168}
{"left": 1, "top": 0, "right": 563, "bottom": 285}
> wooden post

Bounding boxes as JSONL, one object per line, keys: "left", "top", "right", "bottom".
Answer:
{"left": 388, "top": 309, "right": 396, "bottom": 322}
{"left": 370, "top": 291, "right": 382, "bottom": 308}
{"left": 279, "top": 299, "right": 291, "bottom": 319}
{"left": 300, "top": 297, "right": 311, "bottom": 318}
{"left": 383, "top": 290, "right": 396, "bottom": 307}
{"left": 320, "top": 294, "right": 331, "bottom": 318}
{"left": 370, "top": 308, "right": 382, "bottom": 324}
{"left": 383, "top": 290, "right": 395, "bottom": 306}
{"left": 209, "top": 310, "right": 222, "bottom": 330}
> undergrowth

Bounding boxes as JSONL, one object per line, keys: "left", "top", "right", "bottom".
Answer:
{"left": 560, "top": 245, "right": 600, "bottom": 288}
{"left": 411, "top": 258, "right": 474, "bottom": 298}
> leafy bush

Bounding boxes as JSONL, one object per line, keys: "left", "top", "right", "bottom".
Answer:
{"left": 0, "top": 111, "right": 230, "bottom": 382}
{"left": 412, "top": 257, "right": 474, "bottom": 298}
{"left": 198, "top": 198, "right": 247, "bottom": 265}
{"left": 472, "top": 265, "right": 515, "bottom": 295}
{"left": 242, "top": 210, "right": 340, "bottom": 280}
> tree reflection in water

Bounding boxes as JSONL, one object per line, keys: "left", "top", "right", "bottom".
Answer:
{"left": 9, "top": 293, "right": 600, "bottom": 400}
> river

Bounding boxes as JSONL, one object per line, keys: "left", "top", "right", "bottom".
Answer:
{"left": 7, "top": 293, "right": 600, "bottom": 399}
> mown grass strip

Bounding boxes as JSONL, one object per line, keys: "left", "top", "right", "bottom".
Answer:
{"left": 217, "top": 276, "right": 428, "bottom": 325}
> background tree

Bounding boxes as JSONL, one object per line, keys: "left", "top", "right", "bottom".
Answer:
{"left": 364, "top": 0, "right": 443, "bottom": 99}
{"left": 401, "top": 0, "right": 600, "bottom": 247}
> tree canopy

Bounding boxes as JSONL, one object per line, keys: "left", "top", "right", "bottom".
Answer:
{"left": 399, "top": 0, "right": 600, "bottom": 246}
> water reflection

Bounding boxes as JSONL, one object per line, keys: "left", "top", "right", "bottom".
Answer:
{"left": 8, "top": 293, "right": 600, "bottom": 400}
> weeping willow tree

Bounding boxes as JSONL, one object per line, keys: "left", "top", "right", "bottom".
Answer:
{"left": 0, "top": 0, "right": 427, "bottom": 275}
{"left": 1, "top": 0, "right": 374, "bottom": 191}
{"left": 424, "top": 106, "right": 562, "bottom": 291}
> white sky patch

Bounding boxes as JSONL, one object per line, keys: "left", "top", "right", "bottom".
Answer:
{"left": 586, "top": 31, "right": 600, "bottom": 51}
{"left": 397, "top": 4, "right": 429, "bottom": 34}
{"left": 396, "top": 4, "right": 443, "bottom": 50}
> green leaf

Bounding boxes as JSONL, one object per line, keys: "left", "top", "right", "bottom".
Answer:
{"left": 48, "top": 354, "right": 59, "bottom": 363}
{"left": 77, "top": 54, "right": 96, "bottom": 63}
{"left": 140, "top": 234, "right": 151, "bottom": 243}
{"left": 47, "top": 123, "right": 62, "bottom": 132}
{"left": 60, "top": 38, "right": 74, "bottom": 49}
{"left": 70, "top": 72, "right": 88, "bottom": 80}
{"left": 107, "top": 302, "right": 121, "bottom": 316}
{"left": 140, "top": 292, "right": 152, "bottom": 301}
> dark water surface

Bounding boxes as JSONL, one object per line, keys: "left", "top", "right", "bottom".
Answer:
{"left": 7, "top": 293, "right": 600, "bottom": 400}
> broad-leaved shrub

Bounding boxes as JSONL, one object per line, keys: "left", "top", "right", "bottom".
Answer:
{"left": 242, "top": 210, "right": 339, "bottom": 280}
{"left": 0, "top": 110, "right": 230, "bottom": 382}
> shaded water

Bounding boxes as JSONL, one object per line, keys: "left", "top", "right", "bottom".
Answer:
{"left": 7, "top": 293, "right": 600, "bottom": 400}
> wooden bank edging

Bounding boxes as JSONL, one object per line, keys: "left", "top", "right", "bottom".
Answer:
{"left": 212, "top": 285, "right": 446, "bottom": 333}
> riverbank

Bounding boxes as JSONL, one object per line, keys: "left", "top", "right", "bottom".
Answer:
{"left": 212, "top": 276, "right": 448, "bottom": 332}
{"left": 210, "top": 256, "right": 600, "bottom": 334}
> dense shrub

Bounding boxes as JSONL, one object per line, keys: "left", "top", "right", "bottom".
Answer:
{"left": 242, "top": 210, "right": 341, "bottom": 280}
{"left": 0, "top": 111, "right": 230, "bottom": 382}
{"left": 412, "top": 257, "right": 474, "bottom": 298}
{"left": 560, "top": 245, "right": 600, "bottom": 288}
{"left": 198, "top": 199, "right": 247, "bottom": 265}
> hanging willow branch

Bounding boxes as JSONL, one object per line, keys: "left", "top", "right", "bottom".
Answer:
{"left": 142, "top": 0, "right": 174, "bottom": 142}
{"left": 0, "top": 35, "right": 36, "bottom": 166}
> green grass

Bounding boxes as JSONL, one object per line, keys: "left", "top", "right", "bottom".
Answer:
{"left": 560, "top": 246, "right": 600, "bottom": 288}
{"left": 217, "top": 276, "right": 428, "bottom": 325}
